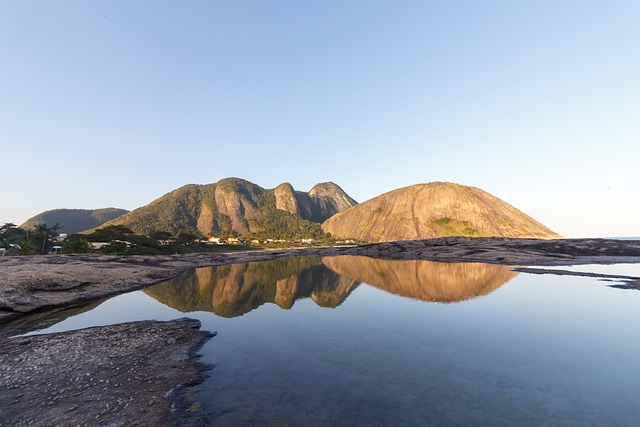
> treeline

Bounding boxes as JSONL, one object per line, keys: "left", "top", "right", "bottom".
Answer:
{"left": 0, "top": 223, "right": 62, "bottom": 255}
{"left": 1, "top": 219, "right": 336, "bottom": 256}
{"left": 251, "top": 208, "right": 328, "bottom": 240}
{"left": 0, "top": 223, "right": 249, "bottom": 256}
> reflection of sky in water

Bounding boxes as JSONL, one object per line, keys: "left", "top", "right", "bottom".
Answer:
{"left": 25, "top": 262, "right": 640, "bottom": 426}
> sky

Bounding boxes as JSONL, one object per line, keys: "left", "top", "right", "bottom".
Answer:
{"left": 1, "top": 1, "right": 639, "bottom": 238}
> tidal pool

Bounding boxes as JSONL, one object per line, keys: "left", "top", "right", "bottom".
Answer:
{"left": 23, "top": 256, "right": 640, "bottom": 426}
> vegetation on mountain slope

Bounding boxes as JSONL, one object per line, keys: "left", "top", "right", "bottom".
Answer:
{"left": 99, "top": 178, "right": 357, "bottom": 239}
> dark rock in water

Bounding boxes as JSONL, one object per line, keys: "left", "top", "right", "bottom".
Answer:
{"left": 0, "top": 318, "right": 214, "bottom": 426}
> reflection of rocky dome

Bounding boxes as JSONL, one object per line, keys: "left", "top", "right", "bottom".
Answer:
{"left": 322, "top": 256, "right": 517, "bottom": 303}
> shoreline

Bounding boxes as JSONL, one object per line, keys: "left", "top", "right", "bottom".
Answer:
{"left": 2, "top": 237, "right": 640, "bottom": 323}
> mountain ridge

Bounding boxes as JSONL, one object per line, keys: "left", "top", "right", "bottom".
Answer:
{"left": 22, "top": 179, "right": 561, "bottom": 242}
{"left": 99, "top": 178, "right": 358, "bottom": 238}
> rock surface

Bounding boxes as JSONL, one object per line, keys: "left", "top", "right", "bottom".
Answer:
{"left": 0, "top": 318, "right": 214, "bottom": 427}
{"left": 322, "top": 182, "right": 562, "bottom": 241}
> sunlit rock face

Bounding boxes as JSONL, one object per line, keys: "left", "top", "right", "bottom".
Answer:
{"left": 322, "top": 181, "right": 562, "bottom": 242}
{"left": 144, "top": 257, "right": 359, "bottom": 318}
{"left": 322, "top": 256, "right": 517, "bottom": 303}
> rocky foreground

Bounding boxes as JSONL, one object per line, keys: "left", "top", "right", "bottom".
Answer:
{"left": 1, "top": 237, "right": 639, "bottom": 426}
{"left": 2, "top": 237, "right": 640, "bottom": 323}
{"left": 0, "top": 318, "right": 214, "bottom": 427}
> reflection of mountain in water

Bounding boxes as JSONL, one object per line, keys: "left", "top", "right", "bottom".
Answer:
{"left": 144, "top": 257, "right": 359, "bottom": 318}
{"left": 322, "top": 256, "right": 517, "bottom": 302}
{"left": 144, "top": 256, "right": 518, "bottom": 317}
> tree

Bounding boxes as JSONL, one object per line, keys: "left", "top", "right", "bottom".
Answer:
{"left": 150, "top": 230, "right": 173, "bottom": 240}
{"left": 62, "top": 236, "right": 91, "bottom": 253}
{"left": 30, "top": 223, "right": 61, "bottom": 254}
{"left": 0, "top": 223, "right": 26, "bottom": 246}
{"left": 177, "top": 231, "right": 201, "bottom": 244}
{"left": 87, "top": 225, "right": 135, "bottom": 241}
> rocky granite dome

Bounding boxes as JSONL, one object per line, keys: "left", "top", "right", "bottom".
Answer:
{"left": 21, "top": 208, "right": 129, "bottom": 234}
{"left": 322, "top": 182, "right": 561, "bottom": 242}
{"left": 99, "top": 178, "right": 357, "bottom": 237}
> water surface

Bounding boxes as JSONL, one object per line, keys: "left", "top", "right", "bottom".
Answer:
{"left": 19, "top": 256, "right": 640, "bottom": 426}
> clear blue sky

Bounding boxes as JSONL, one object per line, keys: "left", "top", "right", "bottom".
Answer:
{"left": 1, "top": 1, "right": 638, "bottom": 237}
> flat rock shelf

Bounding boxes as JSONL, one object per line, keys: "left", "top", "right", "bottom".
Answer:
{"left": 0, "top": 318, "right": 215, "bottom": 427}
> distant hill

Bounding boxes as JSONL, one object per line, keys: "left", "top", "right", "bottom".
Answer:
{"left": 322, "top": 182, "right": 561, "bottom": 242}
{"left": 99, "top": 178, "right": 357, "bottom": 238}
{"left": 21, "top": 208, "right": 129, "bottom": 234}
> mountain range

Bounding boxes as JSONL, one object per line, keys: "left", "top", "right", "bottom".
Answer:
{"left": 21, "top": 178, "right": 561, "bottom": 242}
{"left": 97, "top": 178, "right": 357, "bottom": 238}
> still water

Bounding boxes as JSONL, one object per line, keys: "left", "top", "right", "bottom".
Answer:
{"left": 23, "top": 256, "right": 640, "bottom": 426}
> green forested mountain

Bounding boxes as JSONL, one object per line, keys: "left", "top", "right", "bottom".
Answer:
{"left": 98, "top": 178, "right": 358, "bottom": 238}
{"left": 20, "top": 208, "right": 128, "bottom": 234}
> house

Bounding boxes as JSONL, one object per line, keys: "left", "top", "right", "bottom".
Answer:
{"left": 89, "top": 242, "right": 111, "bottom": 250}
{"left": 89, "top": 240, "right": 134, "bottom": 250}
